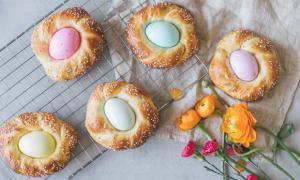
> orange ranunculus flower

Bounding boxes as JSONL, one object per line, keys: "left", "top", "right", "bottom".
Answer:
{"left": 195, "top": 95, "right": 216, "bottom": 118}
{"left": 176, "top": 109, "right": 201, "bottom": 131}
{"left": 220, "top": 103, "right": 257, "bottom": 147}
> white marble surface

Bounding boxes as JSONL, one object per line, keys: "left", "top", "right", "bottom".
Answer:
{"left": 0, "top": 0, "right": 299, "bottom": 179}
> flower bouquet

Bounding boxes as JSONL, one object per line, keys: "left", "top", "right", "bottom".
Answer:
{"left": 173, "top": 80, "right": 300, "bottom": 180}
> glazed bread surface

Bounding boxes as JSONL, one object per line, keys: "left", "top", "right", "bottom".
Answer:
{"left": 126, "top": 3, "right": 198, "bottom": 68}
{"left": 209, "top": 30, "right": 280, "bottom": 101}
{"left": 85, "top": 81, "right": 159, "bottom": 150}
{"left": 0, "top": 112, "right": 77, "bottom": 177}
{"left": 31, "top": 7, "right": 104, "bottom": 81}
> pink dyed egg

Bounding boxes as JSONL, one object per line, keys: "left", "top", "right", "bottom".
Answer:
{"left": 49, "top": 27, "right": 81, "bottom": 60}
{"left": 229, "top": 50, "right": 259, "bottom": 81}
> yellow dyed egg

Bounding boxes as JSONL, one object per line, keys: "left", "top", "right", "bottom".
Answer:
{"left": 18, "top": 131, "right": 56, "bottom": 158}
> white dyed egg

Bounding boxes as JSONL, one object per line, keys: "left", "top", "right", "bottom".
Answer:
{"left": 229, "top": 50, "right": 259, "bottom": 81}
{"left": 145, "top": 21, "right": 180, "bottom": 48}
{"left": 18, "top": 131, "right": 56, "bottom": 158}
{"left": 104, "top": 98, "right": 135, "bottom": 131}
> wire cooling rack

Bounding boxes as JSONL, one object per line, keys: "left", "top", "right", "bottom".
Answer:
{"left": 0, "top": 0, "right": 208, "bottom": 179}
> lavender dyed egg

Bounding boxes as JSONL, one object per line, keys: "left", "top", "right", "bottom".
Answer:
{"left": 229, "top": 50, "right": 259, "bottom": 81}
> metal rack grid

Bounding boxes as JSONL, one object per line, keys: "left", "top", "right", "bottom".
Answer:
{"left": 0, "top": 0, "right": 208, "bottom": 179}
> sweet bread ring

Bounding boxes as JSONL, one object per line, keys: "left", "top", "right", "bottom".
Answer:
{"left": 0, "top": 112, "right": 77, "bottom": 177}
{"left": 85, "top": 81, "right": 159, "bottom": 150}
{"left": 126, "top": 3, "right": 198, "bottom": 68}
{"left": 209, "top": 30, "right": 280, "bottom": 101}
{"left": 31, "top": 7, "right": 104, "bottom": 81}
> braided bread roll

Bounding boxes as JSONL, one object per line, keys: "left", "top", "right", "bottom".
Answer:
{"left": 31, "top": 7, "right": 104, "bottom": 81}
{"left": 0, "top": 112, "right": 77, "bottom": 177}
{"left": 209, "top": 30, "right": 280, "bottom": 101}
{"left": 126, "top": 3, "right": 198, "bottom": 68}
{"left": 85, "top": 81, "right": 159, "bottom": 150}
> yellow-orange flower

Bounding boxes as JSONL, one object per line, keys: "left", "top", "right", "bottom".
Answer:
{"left": 169, "top": 88, "right": 184, "bottom": 100}
{"left": 234, "top": 159, "right": 247, "bottom": 173}
{"left": 220, "top": 103, "right": 257, "bottom": 147}
{"left": 176, "top": 109, "right": 201, "bottom": 131}
{"left": 195, "top": 95, "right": 216, "bottom": 118}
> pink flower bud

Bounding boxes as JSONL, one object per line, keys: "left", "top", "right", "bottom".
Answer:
{"left": 226, "top": 146, "right": 235, "bottom": 156}
{"left": 181, "top": 140, "right": 195, "bottom": 157}
{"left": 246, "top": 174, "right": 258, "bottom": 180}
{"left": 227, "top": 145, "right": 243, "bottom": 156}
{"left": 202, "top": 139, "right": 218, "bottom": 156}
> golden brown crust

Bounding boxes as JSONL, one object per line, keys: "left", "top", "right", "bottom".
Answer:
{"left": 0, "top": 112, "right": 77, "bottom": 177}
{"left": 31, "top": 7, "right": 104, "bottom": 81}
{"left": 126, "top": 3, "right": 198, "bottom": 68}
{"left": 85, "top": 81, "right": 159, "bottom": 150}
{"left": 209, "top": 30, "right": 280, "bottom": 101}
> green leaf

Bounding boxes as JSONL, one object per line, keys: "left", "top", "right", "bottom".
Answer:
{"left": 201, "top": 79, "right": 209, "bottom": 88}
{"left": 277, "top": 123, "right": 294, "bottom": 140}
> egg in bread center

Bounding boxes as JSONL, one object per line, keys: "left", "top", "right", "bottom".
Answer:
{"left": 104, "top": 98, "right": 136, "bottom": 131}
{"left": 18, "top": 131, "right": 56, "bottom": 158}
{"left": 229, "top": 50, "right": 259, "bottom": 82}
{"left": 145, "top": 21, "right": 180, "bottom": 48}
{"left": 49, "top": 27, "right": 81, "bottom": 60}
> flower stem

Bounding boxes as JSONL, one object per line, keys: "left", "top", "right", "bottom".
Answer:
{"left": 233, "top": 146, "right": 266, "bottom": 157}
{"left": 219, "top": 152, "right": 260, "bottom": 178}
{"left": 213, "top": 110, "right": 223, "bottom": 117}
{"left": 198, "top": 123, "right": 213, "bottom": 140}
{"left": 208, "top": 85, "right": 230, "bottom": 108}
{"left": 213, "top": 102, "right": 228, "bottom": 179}
{"left": 246, "top": 157, "right": 272, "bottom": 180}
{"left": 276, "top": 147, "right": 300, "bottom": 159}
{"left": 222, "top": 133, "right": 228, "bottom": 180}
{"left": 225, "top": 161, "right": 246, "bottom": 180}
{"left": 204, "top": 166, "right": 223, "bottom": 175}
{"left": 256, "top": 151, "right": 295, "bottom": 180}
{"left": 232, "top": 146, "right": 272, "bottom": 180}
{"left": 201, "top": 79, "right": 230, "bottom": 108}
{"left": 237, "top": 145, "right": 300, "bottom": 161}
{"left": 240, "top": 146, "right": 292, "bottom": 179}
{"left": 204, "top": 157, "right": 223, "bottom": 174}
{"left": 194, "top": 152, "right": 233, "bottom": 179}
{"left": 286, "top": 148, "right": 300, "bottom": 158}
{"left": 255, "top": 124, "right": 300, "bottom": 166}
{"left": 204, "top": 166, "right": 239, "bottom": 180}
